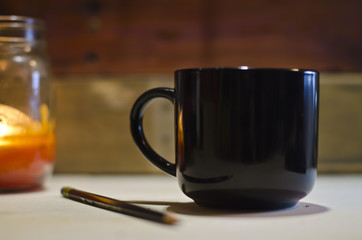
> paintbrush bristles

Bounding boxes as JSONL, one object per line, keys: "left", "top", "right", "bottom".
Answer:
{"left": 163, "top": 214, "right": 178, "bottom": 225}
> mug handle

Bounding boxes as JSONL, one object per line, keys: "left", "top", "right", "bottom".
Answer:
{"left": 130, "top": 87, "right": 176, "bottom": 176}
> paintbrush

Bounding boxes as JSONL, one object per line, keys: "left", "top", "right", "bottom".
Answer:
{"left": 61, "top": 186, "right": 178, "bottom": 225}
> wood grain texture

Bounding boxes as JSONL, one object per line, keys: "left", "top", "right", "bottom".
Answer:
{"left": 1, "top": 0, "right": 361, "bottom": 74}
{"left": 53, "top": 74, "right": 362, "bottom": 174}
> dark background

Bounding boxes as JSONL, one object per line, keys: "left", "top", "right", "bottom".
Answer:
{"left": 1, "top": 0, "right": 361, "bottom": 75}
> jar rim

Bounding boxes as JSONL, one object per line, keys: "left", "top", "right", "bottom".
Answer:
{"left": 0, "top": 15, "right": 43, "bottom": 25}
{"left": 0, "top": 15, "right": 44, "bottom": 43}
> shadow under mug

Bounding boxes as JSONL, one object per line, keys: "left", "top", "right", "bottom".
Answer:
{"left": 130, "top": 67, "right": 319, "bottom": 210}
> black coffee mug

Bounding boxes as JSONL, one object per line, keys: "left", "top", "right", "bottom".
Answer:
{"left": 130, "top": 67, "right": 319, "bottom": 210}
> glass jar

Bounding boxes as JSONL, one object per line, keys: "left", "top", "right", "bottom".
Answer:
{"left": 0, "top": 16, "right": 55, "bottom": 192}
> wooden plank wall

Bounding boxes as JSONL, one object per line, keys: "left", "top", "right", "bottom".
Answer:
{"left": 1, "top": 0, "right": 361, "bottom": 74}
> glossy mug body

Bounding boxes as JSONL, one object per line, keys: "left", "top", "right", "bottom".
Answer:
{"left": 130, "top": 67, "right": 319, "bottom": 210}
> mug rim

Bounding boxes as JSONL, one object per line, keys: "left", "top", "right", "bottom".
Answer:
{"left": 175, "top": 66, "right": 319, "bottom": 74}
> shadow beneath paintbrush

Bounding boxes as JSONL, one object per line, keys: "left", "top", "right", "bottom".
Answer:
{"left": 127, "top": 200, "right": 330, "bottom": 217}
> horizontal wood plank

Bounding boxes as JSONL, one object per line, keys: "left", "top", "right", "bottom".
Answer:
{"left": 0, "top": 0, "right": 361, "bottom": 74}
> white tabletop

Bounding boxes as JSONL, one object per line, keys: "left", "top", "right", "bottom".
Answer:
{"left": 1, "top": 174, "right": 361, "bottom": 240}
